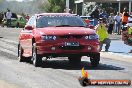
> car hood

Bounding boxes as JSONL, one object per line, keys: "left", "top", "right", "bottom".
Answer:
{"left": 37, "top": 27, "right": 95, "bottom": 35}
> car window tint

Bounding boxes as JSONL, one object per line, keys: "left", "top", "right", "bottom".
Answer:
{"left": 27, "top": 16, "right": 35, "bottom": 26}
{"left": 36, "top": 16, "right": 86, "bottom": 28}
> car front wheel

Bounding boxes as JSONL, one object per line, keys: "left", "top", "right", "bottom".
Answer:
{"left": 32, "top": 43, "right": 42, "bottom": 67}
{"left": 90, "top": 53, "right": 100, "bottom": 67}
{"left": 18, "top": 44, "right": 25, "bottom": 62}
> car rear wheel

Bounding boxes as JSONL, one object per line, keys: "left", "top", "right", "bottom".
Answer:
{"left": 68, "top": 56, "right": 81, "bottom": 65}
{"left": 18, "top": 44, "right": 25, "bottom": 62}
{"left": 90, "top": 53, "right": 100, "bottom": 67}
{"left": 32, "top": 43, "right": 42, "bottom": 67}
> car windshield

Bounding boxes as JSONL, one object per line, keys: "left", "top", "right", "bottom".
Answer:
{"left": 36, "top": 16, "right": 86, "bottom": 28}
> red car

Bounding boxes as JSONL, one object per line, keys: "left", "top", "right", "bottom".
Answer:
{"left": 18, "top": 13, "right": 100, "bottom": 67}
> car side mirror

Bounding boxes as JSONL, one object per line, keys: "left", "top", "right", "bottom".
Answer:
{"left": 25, "top": 25, "right": 33, "bottom": 30}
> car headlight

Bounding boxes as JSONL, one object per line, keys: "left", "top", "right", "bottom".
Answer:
{"left": 85, "top": 36, "right": 89, "bottom": 39}
{"left": 85, "top": 34, "right": 98, "bottom": 40}
{"left": 41, "top": 35, "right": 56, "bottom": 41}
{"left": 89, "top": 34, "right": 98, "bottom": 39}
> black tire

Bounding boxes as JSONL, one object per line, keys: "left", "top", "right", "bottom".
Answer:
{"left": 16, "top": 22, "right": 19, "bottom": 28}
{"left": 68, "top": 56, "right": 81, "bottom": 65}
{"left": 90, "top": 53, "right": 100, "bottom": 67}
{"left": 32, "top": 43, "right": 42, "bottom": 67}
{"left": 18, "top": 44, "right": 25, "bottom": 62}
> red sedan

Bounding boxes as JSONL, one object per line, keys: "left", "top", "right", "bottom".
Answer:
{"left": 18, "top": 13, "right": 100, "bottom": 67}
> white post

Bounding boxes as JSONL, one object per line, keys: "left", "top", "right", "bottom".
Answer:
{"left": 119, "top": 1, "right": 121, "bottom": 13}
{"left": 82, "top": 0, "right": 84, "bottom": 15}
{"left": 66, "top": 0, "right": 69, "bottom": 13}
{"left": 129, "top": 0, "right": 131, "bottom": 14}
{"left": 76, "top": 3, "right": 78, "bottom": 14}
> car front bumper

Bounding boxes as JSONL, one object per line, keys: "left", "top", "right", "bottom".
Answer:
{"left": 36, "top": 40, "right": 100, "bottom": 57}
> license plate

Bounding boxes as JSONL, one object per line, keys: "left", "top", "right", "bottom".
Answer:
{"left": 65, "top": 42, "right": 79, "bottom": 46}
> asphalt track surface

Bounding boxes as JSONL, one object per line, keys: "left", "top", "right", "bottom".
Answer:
{"left": 0, "top": 28, "right": 132, "bottom": 88}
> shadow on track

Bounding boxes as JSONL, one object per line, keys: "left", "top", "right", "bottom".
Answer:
{"left": 0, "top": 36, "right": 3, "bottom": 38}
{"left": 37, "top": 59, "right": 124, "bottom": 70}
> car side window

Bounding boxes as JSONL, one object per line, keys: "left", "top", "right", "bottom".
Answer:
{"left": 27, "top": 16, "right": 36, "bottom": 26}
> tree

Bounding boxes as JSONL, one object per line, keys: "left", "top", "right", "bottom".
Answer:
{"left": 40, "top": 0, "right": 76, "bottom": 13}
{"left": 44, "top": 0, "right": 65, "bottom": 12}
{"left": 0, "top": 0, "right": 45, "bottom": 15}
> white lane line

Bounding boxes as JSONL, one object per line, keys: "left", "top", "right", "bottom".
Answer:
{"left": 0, "top": 47, "right": 16, "bottom": 56}
{"left": 0, "top": 38, "right": 18, "bottom": 44}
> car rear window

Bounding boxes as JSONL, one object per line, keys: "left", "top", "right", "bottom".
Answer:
{"left": 36, "top": 15, "right": 86, "bottom": 28}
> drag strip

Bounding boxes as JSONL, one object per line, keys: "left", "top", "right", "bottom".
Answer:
{"left": 0, "top": 28, "right": 132, "bottom": 88}
{"left": 0, "top": 38, "right": 17, "bottom": 59}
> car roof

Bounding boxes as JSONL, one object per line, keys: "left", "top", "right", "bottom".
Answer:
{"left": 35, "top": 13, "right": 72, "bottom": 17}
{"left": 17, "top": 15, "right": 23, "bottom": 18}
{"left": 80, "top": 16, "right": 91, "bottom": 18}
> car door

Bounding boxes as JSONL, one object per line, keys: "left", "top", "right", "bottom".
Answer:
{"left": 20, "top": 16, "right": 36, "bottom": 57}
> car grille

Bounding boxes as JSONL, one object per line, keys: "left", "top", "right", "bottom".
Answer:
{"left": 59, "top": 46, "right": 84, "bottom": 50}
{"left": 59, "top": 35, "right": 83, "bottom": 39}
